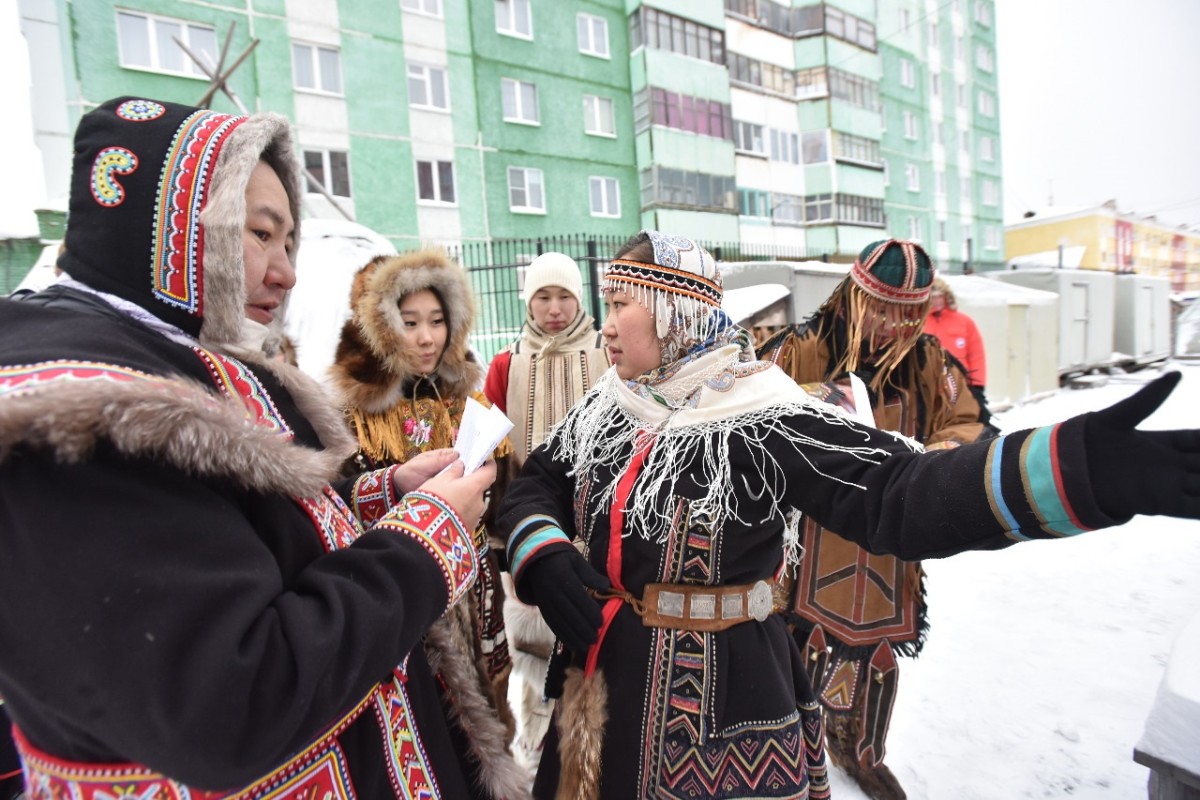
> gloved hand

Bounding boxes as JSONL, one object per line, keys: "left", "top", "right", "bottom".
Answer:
{"left": 1085, "top": 371, "right": 1200, "bottom": 519}
{"left": 522, "top": 549, "right": 612, "bottom": 652}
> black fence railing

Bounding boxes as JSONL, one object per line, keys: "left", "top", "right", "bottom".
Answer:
{"left": 448, "top": 234, "right": 829, "bottom": 361}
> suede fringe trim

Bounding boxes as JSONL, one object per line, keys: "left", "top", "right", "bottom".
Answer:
{"left": 555, "top": 667, "right": 607, "bottom": 800}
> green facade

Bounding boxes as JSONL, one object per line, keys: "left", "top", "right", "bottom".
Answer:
{"left": 23, "top": 0, "right": 1001, "bottom": 266}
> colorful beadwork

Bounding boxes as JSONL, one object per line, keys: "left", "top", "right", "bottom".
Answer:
{"left": 0, "top": 360, "right": 155, "bottom": 399}
{"left": 115, "top": 99, "right": 166, "bottom": 122}
{"left": 300, "top": 486, "right": 364, "bottom": 554}
{"left": 151, "top": 109, "right": 246, "bottom": 315}
{"left": 193, "top": 347, "right": 292, "bottom": 438}
{"left": 352, "top": 466, "right": 402, "bottom": 528}
{"left": 374, "top": 491, "right": 476, "bottom": 608}
{"left": 90, "top": 147, "right": 139, "bottom": 207}
{"left": 376, "top": 678, "right": 441, "bottom": 799}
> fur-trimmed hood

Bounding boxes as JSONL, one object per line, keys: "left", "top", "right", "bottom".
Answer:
{"left": 57, "top": 96, "right": 301, "bottom": 349}
{"left": 330, "top": 249, "right": 482, "bottom": 414}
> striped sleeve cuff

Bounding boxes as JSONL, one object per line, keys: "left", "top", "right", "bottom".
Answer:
{"left": 508, "top": 515, "right": 573, "bottom": 583}
{"left": 983, "top": 421, "right": 1105, "bottom": 541}
{"left": 350, "top": 466, "right": 403, "bottom": 528}
{"left": 374, "top": 490, "right": 478, "bottom": 608}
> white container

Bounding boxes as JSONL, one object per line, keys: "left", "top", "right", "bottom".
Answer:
{"left": 1113, "top": 274, "right": 1172, "bottom": 365}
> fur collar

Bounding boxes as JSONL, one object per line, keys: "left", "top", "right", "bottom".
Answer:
{"left": 330, "top": 249, "right": 482, "bottom": 414}
{"left": 0, "top": 357, "right": 356, "bottom": 498}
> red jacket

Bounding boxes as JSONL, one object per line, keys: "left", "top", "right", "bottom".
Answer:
{"left": 924, "top": 307, "right": 987, "bottom": 387}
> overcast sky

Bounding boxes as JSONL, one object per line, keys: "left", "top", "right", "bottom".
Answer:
{"left": 1, "top": 0, "right": 1198, "bottom": 236}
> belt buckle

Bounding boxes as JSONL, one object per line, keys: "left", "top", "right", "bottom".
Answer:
{"left": 747, "top": 580, "right": 772, "bottom": 622}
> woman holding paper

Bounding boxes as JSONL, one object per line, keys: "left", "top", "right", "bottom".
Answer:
{"left": 331, "top": 249, "right": 520, "bottom": 792}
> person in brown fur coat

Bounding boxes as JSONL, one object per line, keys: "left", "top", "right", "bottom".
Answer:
{"left": 330, "top": 249, "right": 524, "bottom": 798}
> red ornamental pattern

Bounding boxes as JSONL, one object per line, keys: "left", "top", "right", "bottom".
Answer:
{"left": 151, "top": 110, "right": 246, "bottom": 315}
{"left": 0, "top": 361, "right": 154, "bottom": 399}
{"left": 376, "top": 680, "right": 440, "bottom": 799}
{"left": 373, "top": 492, "right": 476, "bottom": 608}
{"left": 299, "top": 486, "right": 364, "bottom": 553}
{"left": 193, "top": 348, "right": 291, "bottom": 438}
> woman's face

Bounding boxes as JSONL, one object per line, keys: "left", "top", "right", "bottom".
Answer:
{"left": 398, "top": 289, "right": 448, "bottom": 376}
{"left": 529, "top": 285, "right": 579, "bottom": 333}
{"left": 929, "top": 291, "right": 947, "bottom": 314}
{"left": 602, "top": 288, "right": 661, "bottom": 380}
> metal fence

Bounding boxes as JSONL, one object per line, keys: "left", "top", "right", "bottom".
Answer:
{"left": 449, "top": 233, "right": 829, "bottom": 361}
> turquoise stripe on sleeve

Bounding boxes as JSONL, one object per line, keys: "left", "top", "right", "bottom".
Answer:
{"left": 989, "top": 437, "right": 1027, "bottom": 540}
{"left": 1025, "top": 426, "right": 1087, "bottom": 536}
{"left": 511, "top": 527, "right": 571, "bottom": 579}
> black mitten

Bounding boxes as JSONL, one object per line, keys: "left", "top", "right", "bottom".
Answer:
{"left": 1084, "top": 371, "right": 1200, "bottom": 519}
{"left": 522, "top": 550, "right": 612, "bottom": 652}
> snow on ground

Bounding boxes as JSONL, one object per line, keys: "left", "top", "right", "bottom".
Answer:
{"left": 830, "top": 362, "right": 1200, "bottom": 799}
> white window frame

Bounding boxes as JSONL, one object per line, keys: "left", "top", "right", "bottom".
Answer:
{"left": 508, "top": 166, "right": 546, "bottom": 213}
{"left": 980, "top": 135, "right": 995, "bottom": 161}
{"left": 407, "top": 62, "right": 450, "bottom": 111}
{"left": 577, "top": 13, "right": 609, "bottom": 58}
{"left": 908, "top": 216, "right": 921, "bottom": 241}
{"left": 900, "top": 9, "right": 911, "bottom": 31}
{"left": 976, "top": 44, "right": 994, "bottom": 72}
{"left": 292, "top": 41, "right": 343, "bottom": 95}
{"left": 401, "top": 0, "right": 442, "bottom": 16}
{"left": 496, "top": 0, "right": 532, "bottom": 39}
{"left": 961, "top": 175, "right": 972, "bottom": 200}
{"left": 583, "top": 95, "right": 616, "bottom": 137}
{"left": 978, "top": 90, "right": 996, "bottom": 117}
{"left": 903, "top": 110, "right": 918, "bottom": 140}
{"left": 735, "top": 121, "right": 766, "bottom": 156}
{"left": 304, "top": 149, "right": 352, "bottom": 198}
{"left": 769, "top": 128, "right": 800, "bottom": 164}
{"left": 501, "top": 78, "right": 540, "bottom": 125}
{"left": 905, "top": 163, "right": 920, "bottom": 191}
{"left": 930, "top": 72, "right": 941, "bottom": 97}
{"left": 982, "top": 178, "right": 999, "bottom": 206}
{"left": 116, "top": 10, "right": 217, "bottom": 78}
{"left": 900, "top": 58, "right": 915, "bottom": 88}
{"left": 936, "top": 168, "right": 946, "bottom": 196}
{"left": 589, "top": 176, "right": 620, "bottom": 218}
{"left": 984, "top": 224, "right": 999, "bottom": 250}
{"left": 415, "top": 158, "right": 457, "bottom": 205}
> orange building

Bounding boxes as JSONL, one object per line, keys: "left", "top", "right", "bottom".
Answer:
{"left": 1004, "top": 200, "right": 1200, "bottom": 292}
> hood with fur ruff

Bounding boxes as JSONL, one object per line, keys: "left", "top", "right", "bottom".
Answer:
{"left": 330, "top": 249, "right": 481, "bottom": 414}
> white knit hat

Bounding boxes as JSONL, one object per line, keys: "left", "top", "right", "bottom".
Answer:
{"left": 523, "top": 251, "right": 584, "bottom": 306}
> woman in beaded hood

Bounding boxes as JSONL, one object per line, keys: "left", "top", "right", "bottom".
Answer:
{"left": 329, "top": 249, "right": 522, "bottom": 795}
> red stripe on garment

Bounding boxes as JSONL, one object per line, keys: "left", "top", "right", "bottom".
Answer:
{"left": 1048, "top": 423, "right": 1088, "bottom": 531}
{"left": 586, "top": 432, "right": 654, "bottom": 677}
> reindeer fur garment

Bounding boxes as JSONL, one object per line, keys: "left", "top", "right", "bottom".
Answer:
{"left": 330, "top": 249, "right": 483, "bottom": 414}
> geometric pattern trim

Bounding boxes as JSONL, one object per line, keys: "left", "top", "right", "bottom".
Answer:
{"left": 351, "top": 465, "right": 402, "bottom": 528}
{"left": 151, "top": 109, "right": 245, "bottom": 315}
{"left": 193, "top": 348, "right": 292, "bottom": 439}
{"left": 299, "top": 485, "right": 364, "bottom": 554}
{"left": 374, "top": 678, "right": 441, "bottom": 800}
{"left": 0, "top": 361, "right": 157, "bottom": 400}
{"left": 373, "top": 490, "right": 477, "bottom": 608}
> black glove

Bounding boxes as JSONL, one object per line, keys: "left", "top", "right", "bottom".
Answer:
{"left": 522, "top": 549, "right": 612, "bottom": 652}
{"left": 1085, "top": 371, "right": 1200, "bottom": 519}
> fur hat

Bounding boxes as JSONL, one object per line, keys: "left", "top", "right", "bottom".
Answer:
{"left": 58, "top": 97, "right": 300, "bottom": 346}
{"left": 523, "top": 251, "right": 584, "bottom": 306}
{"left": 330, "top": 249, "right": 481, "bottom": 414}
{"left": 604, "top": 230, "right": 723, "bottom": 356}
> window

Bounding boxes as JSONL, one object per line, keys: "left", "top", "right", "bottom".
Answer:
{"left": 961, "top": 129, "right": 970, "bottom": 151}
{"left": 771, "top": 194, "right": 805, "bottom": 225}
{"left": 900, "top": 58, "right": 914, "bottom": 89}
{"left": 982, "top": 179, "right": 999, "bottom": 206}
{"left": 796, "top": 66, "right": 829, "bottom": 99}
{"left": 304, "top": 150, "right": 352, "bottom": 198}
{"left": 292, "top": 42, "right": 343, "bottom": 94}
{"left": 961, "top": 176, "right": 972, "bottom": 200}
{"left": 828, "top": 68, "right": 880, "bottom": 111}
{"left": 803, "top": 193, "right": 833, "bottom": 223}
{"left": 646, "top": 88, "right": 734, "bottom": 141}
{"left": 803, "top": 130, "right": 830, "bottom": 164}
{"left": 407, "top": 63, "right": 449, "bottom": 111}
{"left": 728, "top": 53, "right": 796, "bottom": 96}
{"left": 629, "top": 7, "right": 724, "bottom": 65}
{"left": 501, "top": 78, "right": 539, "bottom": 124}
{"left": 640, "top": 166, "right": 737, "bottom": 212}
{"left": 984, "top": 224, "right": 999, "bottom": 249}
{"left": 980, "top": 135, "right": 995, "bottom": 161}
{"left": 583, "top": 95, "right": 615, "bottom": 136}
{"left": 905, "top": 163, "right": 920, "bottom": 191}
{"left": 769, "top": 129, "right": 799, "bottom": 164}
{"left": 931, "top": 73, "right": 941, "bottom": 97}
{"left": 956, "top": 83, "right": 966, "bottom": 108}
{"left": 577, "top": 13, "right": 609, "bottom": 57}
{"left": 900, "top": 9, "right": 911, "bottom": 31}
{"left": 835, "top": 194, "right": 885, "bottom": 226}
{"left": 735, "top": 121, "right": 765, "bottom": 155}
{"left": 495, "top": 0, "right": 532, "bottom": 38}
{"left": 978, "top": 91, "right": 996, "bottom": 117}
{"left": 928, "top": 22, "right": 938, "bottom": 45}
{"left": 954, "top": 36, "right": 963, "bottom": 60}
{"left": 415, "top": 159, "right": 455, "bottom": 204}
{"left": 934, "top": 123, "right": 944, "bottom": 146}
{"left": 508, "top": 167, "right": 545, "bottom": 212}
{"left": 739, "top": 189, "right": 770, "bottom": 218}
{"left": 908, "top": 216, "right": 921, "bottom": 240}
{"left": 974, "top": 0, "right": 993, "bottom": 26}
{"left": 938, "top": 220, "right": 947, "bottom": 242}
{"left": 117, "top": 11, "right": 217, "bottom": 77}
{"left": 976, "top": 44, "right": 994, "bottom": 72}
{"left": 936, "top": 169, "right": 946, "bottom": 196}
{"left": 402, "top": 0, "right": 442, "bottom": 16}
{"left": 589, "top": 176, "right": 620, "bottom": 217}
{"left": 903, "top": 110, "right": 918, "bottom": 140}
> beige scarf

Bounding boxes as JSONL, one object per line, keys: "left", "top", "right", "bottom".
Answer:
{"left": 504, "top": 310, "right": 609, "bottom": 464}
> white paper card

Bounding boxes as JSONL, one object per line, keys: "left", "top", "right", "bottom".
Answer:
{"left": 453, "top": 397, "right": 514, "bottom": 474}
{"left": 848, "top": 373, "right": 877, "bottom": 429}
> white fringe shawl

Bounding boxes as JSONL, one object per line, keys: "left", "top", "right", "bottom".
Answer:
{"left": 548, "top": 358, "right": 921, "bottom": 571}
